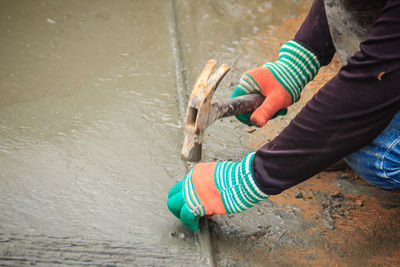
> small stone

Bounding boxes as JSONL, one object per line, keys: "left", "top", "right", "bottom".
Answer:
{"left": 169, "top": 232, "right": 177, "bottom": 238}
{"left": 355, "top": 199, "right": 363, "bottom": 206}
{"left": 46, "top": 18, "right": 56, "bottom": 24}
{"left": 295, "top": 192, "right": 303, "bottom": 199}
{"left": 169, "top": 231, "right": 185, "bottom": 240}
{"left": 324, "top": 220, "right": 335, "bottom": 230}
{"left": 330, "top": 191, "right": 341, "bottom": 197}
{"left": 179, "top": 233, "right": 186, "bottom": 240}
{"left": 247, "top": 128, "right": 256, "bottom": 133}
{"left": 305, "top": 255, "right": 315, "bottom": 260}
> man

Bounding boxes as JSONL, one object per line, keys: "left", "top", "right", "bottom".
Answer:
{"left": 167, "top": 0, "right": 400, "bottom": 231}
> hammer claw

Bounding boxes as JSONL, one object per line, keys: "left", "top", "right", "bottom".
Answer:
{"left": 188, "top": 59, "right": 217, "bottom": 109}
{"left": 181, "top": 60, "right": 263, "bottom": 162}
{"left": 182, "top": 60, "right": 230, "bottom": 162}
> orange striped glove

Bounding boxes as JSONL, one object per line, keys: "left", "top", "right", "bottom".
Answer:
{"left": 232, "top": 40, "right": 320, "bottom": 127}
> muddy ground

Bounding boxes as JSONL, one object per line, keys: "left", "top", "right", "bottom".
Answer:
{"left": 207, "top": 11, "right": 400, "bottom": 267}
{"left": 210, "top": 171, "right": 400, "bottom": 266}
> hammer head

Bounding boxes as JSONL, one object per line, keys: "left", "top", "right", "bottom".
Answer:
{"left": 181, "top": 60, "right": 230, "bottom": 162}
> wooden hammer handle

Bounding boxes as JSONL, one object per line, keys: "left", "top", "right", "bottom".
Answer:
{"left": 210, "top": 94, "right": 265, "bottom": 122}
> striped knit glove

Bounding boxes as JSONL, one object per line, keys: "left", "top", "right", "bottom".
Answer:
{"left": 232, "top": 40, "right": 320, "bottom": 127}
{"left": 167, "top": 153, "right": 269, "bottom": 231}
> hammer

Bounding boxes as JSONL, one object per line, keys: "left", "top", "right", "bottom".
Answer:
{"left": 181, "top": 59, "right": 265, "bottom": 162}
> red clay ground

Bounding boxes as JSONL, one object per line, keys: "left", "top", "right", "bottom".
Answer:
{"left": 210, "top": 170, "right": 400, "bottom": 266}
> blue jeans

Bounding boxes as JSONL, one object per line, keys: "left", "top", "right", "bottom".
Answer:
{"left": 345, "top": 111, "right": 400, "bottom": 189}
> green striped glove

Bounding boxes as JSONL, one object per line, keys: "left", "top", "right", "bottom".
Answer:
{"left": 232, "top": 40, "right": 321, "bottom": 126}
{"left": 214, "top": 152, "right": 269, "bottom": 214}
{"left": 167, "top": 167, "right": 205, "bottom": 231}
{"left": 167, "top": 153, "right": 269, "bottom": 231}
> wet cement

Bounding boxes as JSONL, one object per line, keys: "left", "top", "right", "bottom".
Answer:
{"left": 0, "top": 0, "right": 195, "bottom": 265}
{"left": 0, "top": 0, "right": 312, "bottom": 265}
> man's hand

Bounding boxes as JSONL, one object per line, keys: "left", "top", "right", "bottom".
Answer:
{"left": 167, "top": 153, "right": 269, "bottom": 231}
{"left": 232, "top": 67, "right": 291, "bottom": 127}
{"left": 232, "top": 40, "right": 321, "bottom": 127}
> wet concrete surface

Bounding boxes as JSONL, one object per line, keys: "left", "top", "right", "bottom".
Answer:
{"left": 0, "top": 0, "right": 197, "bottom": 265}
{"left": 2, "top": 0, "right": 399, "bottom": 266}
{"left": 0, "top": 0, "right": 311, "bottom": 265}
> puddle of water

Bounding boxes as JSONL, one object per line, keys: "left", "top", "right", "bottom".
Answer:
{"left": 0, "top": 0, "right": 311, "bottom": 265}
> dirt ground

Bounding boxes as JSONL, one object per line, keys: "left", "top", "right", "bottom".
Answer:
{"left": 210, "top": 171, "right": 400, "bottom": 266}
{"left": 208, "top": 10, "right": 400, "bottom": 267}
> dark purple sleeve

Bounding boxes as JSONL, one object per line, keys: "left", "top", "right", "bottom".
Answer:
{"left": 253, "top": 0, "right": 400, "bottom": 195}
{"left": 294, "top": 0, "right": 336, "bottom": 66}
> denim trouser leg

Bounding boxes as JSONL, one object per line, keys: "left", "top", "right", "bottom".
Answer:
{"left": 345, "top": 111, "right": 400, "bottom": 189}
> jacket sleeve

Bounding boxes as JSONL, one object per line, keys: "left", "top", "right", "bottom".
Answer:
{"left": 253, "top": 0, "right": 400, "bottom": 195}
{"left": 294, "top": 0, "right": 336, "bottom": 66}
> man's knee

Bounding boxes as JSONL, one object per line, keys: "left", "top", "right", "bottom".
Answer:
{"left": 345, "top": 112, "right": 400, "bottom": 189}
{"left": 345, "top": 147, "right": 399, "bottom": 189}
